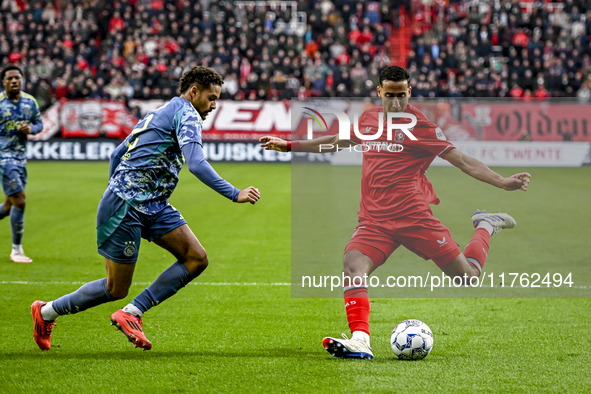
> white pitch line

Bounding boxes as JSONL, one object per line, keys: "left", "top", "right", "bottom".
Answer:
{"left": 0, "top": 281, "right": 292, "bottom": 286}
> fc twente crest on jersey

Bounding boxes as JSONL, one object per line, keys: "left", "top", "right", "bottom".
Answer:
{"left": 394, "top": 130, "right": 406, "bottom": 144}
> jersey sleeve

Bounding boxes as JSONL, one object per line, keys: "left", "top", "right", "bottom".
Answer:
{"left": 414, "top": 112, "right": 454, "bottom": 156}
{"left": 174, "top": 106, "right": 202, "bottom": 149}
{"left": 29, "top": 98, "right": 43, "bottom": 135}
{"left": 182, "top": 142, "right": 240, "bottom": 201}
{"left": 108, "top": 140, "right": 128, "bottom": 178}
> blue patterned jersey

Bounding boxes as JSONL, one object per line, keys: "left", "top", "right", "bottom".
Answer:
{"left": 108, "top": 97, "right": 203, "bottom": 215}
{"left": 0, "top": 91, "right": 43, "bottom": 166}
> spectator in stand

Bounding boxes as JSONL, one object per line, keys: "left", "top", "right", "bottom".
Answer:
{"left": 409, "top": 0, "right": 591, "bottom": 98}
{"left": 1, "top": 0, "right": 396, "bottom": 106}
{"left": 576, "top": 79, "right": 591, "bottom": 100}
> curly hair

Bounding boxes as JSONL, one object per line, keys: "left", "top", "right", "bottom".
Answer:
{"left": 179, "top": 66, "right": 223, "bottom": 93}
{"left": 379, "top": 65, "right": 410, "bottom": 86}
{"left": 1, "top": 65, "right": 23, "bottom": 81}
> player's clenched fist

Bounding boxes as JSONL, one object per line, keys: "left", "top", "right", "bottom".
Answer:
{"left": 502, "top": 172, "right": 532, "bottom": 191}
{"left": 19, "top": 123, "right": 33, "bottom": 135}
{"left": 237, "top": 186, "right": 260, "bottom": 204}
{"left": 260, "top": 136, "right": 288, "bottom": 152}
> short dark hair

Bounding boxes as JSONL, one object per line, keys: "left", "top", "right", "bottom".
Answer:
{"left": 179, "top": 66, "right": 223, "bottom": 93}
{"left": 379, "top": 65, "right": 410, "bottom": 86}
{"left": 1, "top": 65, "right": 23, "bottom": 80}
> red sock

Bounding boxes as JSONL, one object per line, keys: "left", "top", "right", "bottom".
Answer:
{"left": 464, "top": 228, "right": 491, "bottom": 272}
{"left": 344, "top": 287, "right": 370, "bottom": 335}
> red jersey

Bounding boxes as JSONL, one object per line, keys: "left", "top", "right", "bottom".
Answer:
{"left": 348, "top": 105, "right": 455, "bottom": 221}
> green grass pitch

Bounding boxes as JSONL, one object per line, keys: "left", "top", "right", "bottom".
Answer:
{"left": 0, "top": 162, "right": 590, "bottom": 393}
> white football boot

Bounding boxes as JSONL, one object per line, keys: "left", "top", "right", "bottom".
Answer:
{"left": 10, "top": 252, "right": 33, "bottom": 263}
{"left": 322, "top": 334, "right": 374, "bottom": 359}
{"left": 471, "top": 210, "right": 516, "bottom": 235}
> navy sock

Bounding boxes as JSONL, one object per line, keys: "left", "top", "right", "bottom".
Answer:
{"left": 132, "top": 261, "right": 191, "bottom": 313}
{"left": 10, "top": 207, "right": 24, "bottom": 244}
{"left": 52, "top": 278, "right": 115, "bottom": 315}
{"left": 0, "top": 203, "right": 9, "bottom": 220}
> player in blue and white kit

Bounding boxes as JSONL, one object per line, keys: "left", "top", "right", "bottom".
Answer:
{"left": 0, "top": 65, "right": 43, "bottom": 263}
{"left": 31, "top": 67, "right": 260, "bottom": 350}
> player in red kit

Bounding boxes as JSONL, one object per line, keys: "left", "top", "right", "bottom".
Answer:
{"left": 260, "top": 65, "right": 531, "bottom": 359}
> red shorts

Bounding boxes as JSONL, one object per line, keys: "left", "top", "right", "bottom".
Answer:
{"left": 344, "top": 211, "right": 461, "bottom": 268}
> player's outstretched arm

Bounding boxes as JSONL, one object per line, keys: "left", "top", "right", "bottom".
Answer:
{"left": 182, "top": 142, "right": 260, "bottom": 203}
{"left": 443, "top": 148, "right": 531, "bottom": 191}
{"left": 260, "top": 135, "right": 356, "bottom": 153}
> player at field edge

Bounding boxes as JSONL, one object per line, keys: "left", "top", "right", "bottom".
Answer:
{"left": 31, "top": 66, "right": 260, "bottom": 351}
{"left": 0, "top": 65, "right": 44, "bottom": 264}
{"left": 260, "top": 65, "right": 531, "bottom": 360}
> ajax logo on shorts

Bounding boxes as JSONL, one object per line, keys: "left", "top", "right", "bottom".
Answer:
{"left": 123, "top": 241, "right": 136, "bottom": 257}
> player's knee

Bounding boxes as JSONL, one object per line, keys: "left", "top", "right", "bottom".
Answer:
{"left": 342, "top": 251, "right": 373, "bottom": 279}
{"left": 107, "top": 284, "right": 129, "bottom": 300}
{"left": 342, "top": 262, "right": 367, "bottom": 281}
{"left": 184, "top": 249, "right": 208, "bottom": 277}
{"left": 194, "top": 253, "right": 209, "bottom": 270}
{"left": 191, "top": 249, "right": 208, "bottom": 266}
{"left": 9, "top": 195, "right": 25, "bottom": 209}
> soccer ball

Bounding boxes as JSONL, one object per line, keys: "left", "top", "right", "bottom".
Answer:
{"left": 390, "top": 319, "right": 433, "bottom": 360}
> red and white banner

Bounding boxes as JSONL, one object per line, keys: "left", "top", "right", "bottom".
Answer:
{"left": 28, "top": 101, "right": 61, "bottom": 141}
{"left": 130, "top": 99, "right": 292, "bottom": 141}
{"left": 34, "top": 99, "right": 293, "bottom": 142}
{"left": 60, "top": 100, "right": 138, "bottom": 139}
{"left": 202, "top": 101, "right": 291, "bottom": 141}
{"left": 458, "top": 103, "right": 591, "bottom": 142}
{"left": 202, "top": 100, "right": 591, "bottom": 143}
{"left": 37, "top": 99, "right": 591, "bottom": 143}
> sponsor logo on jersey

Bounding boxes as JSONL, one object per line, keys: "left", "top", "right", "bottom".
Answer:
{"left": 435, "top": 127, "right": 446, "bottom": 141}
{"left": 4, "top": 120, "right": 26, "bottom": 130}
{"left": 361, "top": 141, "right": 404, "bottom": 152}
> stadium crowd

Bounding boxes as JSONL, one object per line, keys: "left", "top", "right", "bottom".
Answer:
{"left": 0, "top": 0, "right": 397, "bottom": 111}
{"left": 407, "top": 0, "right": 591, "bottom": 99}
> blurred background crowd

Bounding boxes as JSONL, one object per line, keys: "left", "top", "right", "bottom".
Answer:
{"left": 408, "top": 0, "right": 591, "bottom": 99}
